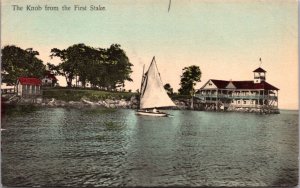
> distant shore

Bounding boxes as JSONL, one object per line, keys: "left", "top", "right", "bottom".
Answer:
{"left": 2, "top": 88, "right": 280, "bottom": 114}
{"left": 3, "top": 96, "right": 203, "bottom": 111}
{"left": 2, "top": 88, "right": 203, "bottom": 111}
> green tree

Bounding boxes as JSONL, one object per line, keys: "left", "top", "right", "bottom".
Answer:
{"left": 85, "top": 44, "right": 133, "bottom": 90}
{"left": 50, "top": 44, "right": 98, "bottom": 87}
{"left": 1, "top": 45, "right": 46, "bottom": 85}
{"left": 50, "top": 43, "right": 133, "bottom": 89}
{"left": 46, "top": 62, "right": 60, "bottom": 86}
{"left": 50, "top": 48, "right": 72, "bottom": 87}
{"left": 164, "top": 83, "right": 173, "bottom": 96}
{"left": 105, "top": 44, "right": 133, "bottom": 90}
{"left": 178, "top": 65, "right": 201, "bottom": 95}
{"left": 46, "top": 62, "right": 61, "bottom": 75}
{"left": 85, "top": 48, "right": 107, "bottom": 88}
{"left": 75, "top": 45, "right": 102, "bottom": 88}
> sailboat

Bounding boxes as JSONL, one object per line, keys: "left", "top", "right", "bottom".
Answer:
{"left": 136, "top": 56, "right": 176, "bottom": 117}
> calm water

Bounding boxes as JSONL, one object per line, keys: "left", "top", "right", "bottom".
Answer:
{"left": 1, "top": 108, "right": 298, "bottom": 187}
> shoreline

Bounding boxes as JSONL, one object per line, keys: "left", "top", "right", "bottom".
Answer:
{"left": 2, "top": 96, "right": 202, "bottom": 111}
{"left": 2, "top": 96, "right": 281, "bottom": 114}
{"left": 1, "top": 88, "right": 281, "bottom": 114}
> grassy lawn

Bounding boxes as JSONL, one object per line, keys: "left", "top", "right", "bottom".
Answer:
{"left": 42, "top": 88, "right": 136, "bottom": 102}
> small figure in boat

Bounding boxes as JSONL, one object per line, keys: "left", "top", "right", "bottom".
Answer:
{"left": 153, "top": 107, "right": 158, "bottom": 113}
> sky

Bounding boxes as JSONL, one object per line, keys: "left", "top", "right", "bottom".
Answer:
{"left": 1, "top": 0, "right": 298, "bottom": 109}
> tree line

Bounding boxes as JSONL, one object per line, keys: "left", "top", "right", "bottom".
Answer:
{"left": 48, "top": 43, "right": 133, "bottom": 90}
{"left": 1, "top": 44, "right": 133, "bottom": 91}
{"left": 1, "top": 44, "right": 201, "bottom": 95}
{"left": 1, "top": 46, "right": 45, "bottom": 85}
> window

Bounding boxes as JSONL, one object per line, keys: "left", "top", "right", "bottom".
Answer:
{"left": 250, "top": 100, "right": 254, "bottom": 104}
{"left": 36, "top": 86, "right": 40, "bottom": 94}
{"left": 208, "top": 83, "right": 212, "bottom": 86}
{"left": 26, "top": 85, "right": 30, "bottom": 94}
{"left": 28, "top": 85, "right": 32, "bottom": 94}
{"left": 237, "top": 100, "right": 240, "bottom": 104}
{"left": 243, "top": 100, "right": 246, "bottom": 104}
{"left": 32, "top": 85, "right": 36, "bottom": 94}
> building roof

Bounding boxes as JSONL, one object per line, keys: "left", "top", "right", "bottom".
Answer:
{"left": 203, "top": 79, "right": 279, "bottom": 90}
{"left": 209, "top": 79, "right": 230, "bottom": 88}
{"left": 18, "top": 77, "right": 42, "bottom": 85}
{"left": 232, "top": 81, "right": 278, "bottom": 90}
{"left": 44, "top": 71, "right": 58, "bottom": 81}
{"left": 253, "top": 67, "right": 266, "bottom": 73}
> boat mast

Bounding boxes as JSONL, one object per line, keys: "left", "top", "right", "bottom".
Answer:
{"left": 138, "top": 64, "right": 145, "bottom": 110}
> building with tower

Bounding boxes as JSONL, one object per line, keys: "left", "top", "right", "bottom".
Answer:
{"left": 196, "top": 67, "right": 279, "bottom": 113}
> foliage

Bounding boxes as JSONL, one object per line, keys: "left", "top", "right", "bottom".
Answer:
{"left": 104, "top": 44, "right": 133, "bottom": 89}
{"left": 164, "top": 83, "right": 173, "bottom": 95}
{"left": 1, "top": 45, "right": 46, "bottom": 85}
{"left": 49, "top": 43, "right": 133, "bottom": 90}
{"left": 178, "top": 65, "right": 201, "bottom": 95}
{"left": 50, "top": 44, "right": 96, "bottom": 87}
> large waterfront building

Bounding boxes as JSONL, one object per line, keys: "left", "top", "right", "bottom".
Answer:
{"left": 196, "top": 67, "right": 279, "bottom": 112}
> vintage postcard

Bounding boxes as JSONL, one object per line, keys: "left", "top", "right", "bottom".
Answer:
{"left": 1, "top": 0, "right": 298, "bottom": 187}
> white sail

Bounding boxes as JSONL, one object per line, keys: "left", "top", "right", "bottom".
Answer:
{"left": 140, "top": 57, "right": 176, "bottom": 109}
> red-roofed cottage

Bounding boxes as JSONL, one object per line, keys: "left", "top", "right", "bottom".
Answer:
{"left": 196, "top": 67, "right": 279, "bottom": 111}
{"left": 17, "top": 77, "right": 42, "bottom": 97}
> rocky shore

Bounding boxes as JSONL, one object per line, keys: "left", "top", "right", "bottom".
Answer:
{"left": 3, "top": 95, "right": 204, "bottom": 110}
{"left": 2, "top": 95, "right": 279, "bottom": 114}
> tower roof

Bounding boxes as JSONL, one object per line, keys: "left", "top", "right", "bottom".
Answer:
{"left": 253, "top": 67, "right": 266, "bottom": 73}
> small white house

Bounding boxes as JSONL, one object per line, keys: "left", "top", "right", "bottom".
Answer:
{"left": 42, "top": 71, "right": 58, "bottom": 86}
{"left": 1, "top": 70, "right": 15, "bottom": 94}
{"left": 1, "top": 83, "right": 15, "bottom": 94}
{"left": 17, "top": 77, "right": 42, "bottom": 97}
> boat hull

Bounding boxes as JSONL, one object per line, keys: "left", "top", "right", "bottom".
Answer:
{"left": 136, "top": 111, "right": 168, "bottom": 117}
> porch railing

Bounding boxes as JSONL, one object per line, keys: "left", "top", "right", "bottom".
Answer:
{"left": 195, "top": 94, "right": 277, "bottom": 100}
